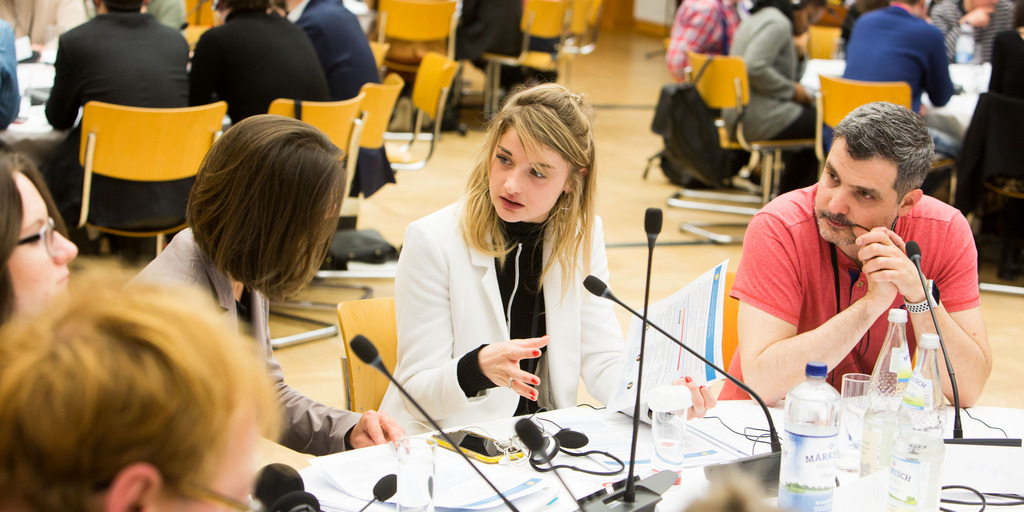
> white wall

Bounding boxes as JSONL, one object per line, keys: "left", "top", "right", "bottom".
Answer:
{"left": 634, "top": 0, "right": 675, "bottom": 26}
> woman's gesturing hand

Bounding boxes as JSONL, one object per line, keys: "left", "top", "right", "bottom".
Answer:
{"left": 478, "top": 335, "right": 551, "bottom": 401}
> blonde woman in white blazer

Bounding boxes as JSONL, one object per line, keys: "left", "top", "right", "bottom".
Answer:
{"left": 380, "top": 85, "right": 716, "bottom": 432}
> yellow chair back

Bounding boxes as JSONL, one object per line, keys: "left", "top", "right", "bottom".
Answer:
{"left": 808, "top": 25, "right": 842, "bottom": 60}
{"left": 185, "top": 0, "right": 215, "bottom": 26}
{"left": 523, "top": 0, "right": 569, "bottom": 39}
{"left": 722, "top": 271, "right": 739, "bottom": 373}
{"left": 818, "top": 75, "right": 912, "bottom": 127}
{"left": 411, "top": 52, "right": 458, "bottom": 119}
{"left": 338, "top": 297, "right": 398, "bottom": 413}
{"left": 569, "top": 0, "right": 602, "bottom": 34}
{"left": 359, "top": 73, "right": 405, "bottom": 149}
{"left": 377, "top": 0, "right": 457, "bottom": 42}
{"left": 687, "top": 51, "right": 750, "bottom": 109}
{"left": 78, "top": 101, "right": 226, "bottom": 182}
{"left": 369, "top": 40, "right": 391, "bottom": 71}
{"left": 267, "top": 93, "right": 366, "bottom": 154}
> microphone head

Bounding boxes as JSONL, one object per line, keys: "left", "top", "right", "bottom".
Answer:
{"left": 350, "top": 335, "right": 380, "bottom": 367}
{"left": 906, "top": 240, "right": 922, "bottom": 263}
{"left": 515, "top": 418, "right": 547, "bottom": 453}
{"left": 373, "top": 474, "right": 398, "bottom": 502}
{"left": 583, "top": 275, "right": 610, "bottom": 299}
{"left": 254, "top": 464, "right": 304, "bottom": 511}
{"left": 553, "top": 428, "right": 589, "bottom": 450}
{"left": 644, "top": 208, "right": 663, "bottom": 237}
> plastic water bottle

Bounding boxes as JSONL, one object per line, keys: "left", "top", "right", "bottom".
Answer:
{"left": 887, "top": 334, "right": 945, "bottom": 512}
{"left": 778, "top": 362, "right": 841, "bottom": 512}
{"left": 860, "top": 309, "right": 912, "bottom": 476}
{"left": 956, "top": 23, "right": 975, "bottom": 64}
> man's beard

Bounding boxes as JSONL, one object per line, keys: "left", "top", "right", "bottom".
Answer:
{"left": 816, "top": 209, "right": 856, "bottom": 245}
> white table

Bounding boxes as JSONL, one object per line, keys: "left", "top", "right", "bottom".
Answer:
{"left": 1, "top": 62, "right": 65, "bottom": 167}
{"left": 801, "top": 59, "right": 991, "bottom": 140}
{"left": 294, "top": 402, "right": 1024, "bottom": 512}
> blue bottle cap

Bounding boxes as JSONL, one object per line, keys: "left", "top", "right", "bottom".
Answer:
{"left": 806, "top": 362, "right": 828, "bottom": 378}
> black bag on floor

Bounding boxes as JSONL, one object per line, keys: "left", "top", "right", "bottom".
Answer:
{"left": 650, "top": 59, "right": 732, "bottom": 188}
{"left": 322, "top": 228, "right": 399, "bottom": 270}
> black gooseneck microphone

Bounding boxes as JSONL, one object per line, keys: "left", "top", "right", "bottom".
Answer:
{"left": 355, "top": 474, "right": 398, "bottom": 512}
{"left": 905, "top": 241, "right": 1021, "bottom": 447}
{"left": 254, "top": 463, "right": 321, "bottom": 512}
{"left": 348, "top": 335, "right": 521, "bottom": 512}
{"left": 582, "top": 275, "right": 784, "bottom": 487}
{"left": 516, "top": 418, "right": 582, "bottom": 509}
{"left": 623, "top": 208, "right": 662, "bottom": 504}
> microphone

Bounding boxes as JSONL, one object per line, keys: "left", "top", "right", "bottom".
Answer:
{"left": 622, "top": 208, "right": 662, "bottom": 504}
{"left": 356, "top": 474, "right": 397, "bottom": 512}
{"left": 516, "top": 419, "right": 582, "bottom": 510}
{"left": 905, "top": 241, "right": 1021, "bottom": 447}
{"left": 553, "top": 429, "right": 589, "bottom": 450}
{"left": 254, "top": 463, "right": 321, "bottom": 512}
{"left": 349, "top": 335, "right": 521, "bottom": 512}
{"left": 582, "top": 276, "right": 784, "bottom": 487}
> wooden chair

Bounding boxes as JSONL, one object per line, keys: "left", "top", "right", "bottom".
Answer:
{"left": 559, "top": 0, "right": 604, "bottom": 84}
{"left": 667, "top": 52, "right": 815, "bottom": 244}
{"left": 368, "top": 41, "right": 391, "bottom": 79}
{"left": 481, "top": 0, "right": 570, "bottom": 117}
{"left": 376, "top": 0, "right": 458, "bottom": 74}
{"left": 337, "top": 297, "right": 398, "bottom": 412}
{"left": 267, "top": 93, "right": 366, "bottom": 217}
{"left": 384, "top": 52, "right": 458, "bottom": 170}
{"left": 265, "top": 94, "right": 368, "bottom": 347}
{"left": 77, "top": 101, "right": 227, "bottom": 255}
{"left": 722, "top": 271, "right": 739, "bottom": 373}
{"left": 808, "top": 25, "right": 842, "bottom": 60}
{"left": 815, "top": 75, "right": 911, "bottom": 169}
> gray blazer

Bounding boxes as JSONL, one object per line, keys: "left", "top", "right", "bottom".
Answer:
{"left": 724, "top": 7, "right": 804, "bottom": 141}
{"left": 135, "top": 229, "right": 359, "bottom": 455}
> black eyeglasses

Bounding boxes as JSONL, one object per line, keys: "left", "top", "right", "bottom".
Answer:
{"left": 16, "top": 217, "right": 57, "bottom": 258}
{"left": 180, "top": 482, "right": 265, "bottom": 512}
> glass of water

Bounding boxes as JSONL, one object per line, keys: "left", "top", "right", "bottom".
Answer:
{"left": 648, "top": 385, "right": 693, "bottom": 476}
{"left": 838, "top": 373, "right": 870, "bottom": 472}
{"left": 397, "top": 437, "right": 436, "bottom": 512}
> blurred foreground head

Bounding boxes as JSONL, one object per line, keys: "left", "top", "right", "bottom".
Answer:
{"left": 0, "top": 276, "right": 281, "bottom": 512}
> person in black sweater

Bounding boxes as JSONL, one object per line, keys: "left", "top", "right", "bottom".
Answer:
{"left": 989, "top": 0, "right": 1024, "bottom": 98}
{"left": 189, "top": 0, "right": 328, "bottom": 124}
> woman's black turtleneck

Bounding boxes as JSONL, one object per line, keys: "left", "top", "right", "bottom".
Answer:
{"left": 456, "top": 220, "right": 547, "bottom": 416}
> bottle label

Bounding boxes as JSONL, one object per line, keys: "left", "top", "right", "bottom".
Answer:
{"left": 779, "top": 431, "right": 837, "bottom": 511}
{"left": 901, "top": 374, "right": 933, "bottom": 411}
{"left": 890, "top": 346, "right": 912, "bottom": 383}
{"left": 888, "top": 454, "right": 923, "bottom": 511}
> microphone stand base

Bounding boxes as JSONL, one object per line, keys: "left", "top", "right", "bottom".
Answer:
{"left": 944, "top": 437, "right": 1022, "bottom": 447}
{"left": 575, "top": 471, "right": 676, "bottom": 512}
{"left": 703, "top": 451, "right": 781, "bottom": 496}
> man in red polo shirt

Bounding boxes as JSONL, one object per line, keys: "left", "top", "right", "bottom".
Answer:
{"left": 721, "top": 102, "right": 991, "bottom": 406}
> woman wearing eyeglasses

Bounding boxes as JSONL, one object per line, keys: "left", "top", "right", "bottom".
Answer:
{"left": 0, "top": 152, "right": 79, "bottom": 325}
{"left": 0, "top": 279, "right": 280, "bottom": 512}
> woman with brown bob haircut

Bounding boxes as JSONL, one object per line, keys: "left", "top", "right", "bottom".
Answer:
{"left": 136, "top": 114, "right": 403, "bottom": 455}
{"left": 0, "top": 152, "right": 79, "bottom": 326}
{"left": 0, "top": 279, "right": 280, "bottom": 512}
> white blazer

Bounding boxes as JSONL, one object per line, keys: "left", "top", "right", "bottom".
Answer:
{"left": 379, "top": 204, "right": 626, "bottom": 433}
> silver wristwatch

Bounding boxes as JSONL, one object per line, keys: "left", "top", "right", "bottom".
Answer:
{"left": 904, "top": 279, "right": 939, "bottom": 313}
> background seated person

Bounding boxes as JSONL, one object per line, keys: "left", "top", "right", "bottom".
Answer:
{"left": 0, "top": 0, "right": 87, "bottom": 50}
{"left": 189, "top": 0, "right": 328, "bottom": 123}
{"left": 666, "top": 0, "right": 741, "bottom": 81}
{"left": 930, "top": 0, "right": 1013, "bottom": 63}
{"left": 724, "top": 0, "right": 826, "bottom": 193}
{"left": 135, "top": 115, "right": 403, "bottom": 454}
{"left": 0, "top": 280, "right": 280, "bottom": 512}
{"left": 721, "top": 102, "right": 991, "bottom": 405}
{"left": 379, "top": 84, "right": 716, "bottom": 432}
{"left": 989, "top": 0, "right": 1024, "bottom": 97}
{"left": 1, "top": 152, "right": 79, "bottom": 327}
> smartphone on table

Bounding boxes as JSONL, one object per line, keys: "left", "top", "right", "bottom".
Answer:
{"left": 431, "top": 430, "right": 524, "bottom": 464}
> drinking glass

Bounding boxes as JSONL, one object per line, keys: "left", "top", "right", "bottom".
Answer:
{"left": 838, "top": 373, "right": 870, "bottom": 472}
{"left": 397, "top": 437, "right": 436, "bottom": 512}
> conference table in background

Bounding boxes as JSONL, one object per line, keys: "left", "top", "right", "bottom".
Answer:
{"left": 801, "top": 59, "right": 991, "bottom": 140}
{"left": 2, "top": 62, "right": 64, "bottom": 167}
{"left": 262, "top": 401, "right": 1024, "bottom": 512}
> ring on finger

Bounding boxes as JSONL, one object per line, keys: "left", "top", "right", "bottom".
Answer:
{"left": 507, "top": 377, "right": 515, "bottom": 389}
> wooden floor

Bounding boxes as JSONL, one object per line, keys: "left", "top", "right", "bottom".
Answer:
{"left": 260, "top": 31, "right": 1022, "bottom": 412}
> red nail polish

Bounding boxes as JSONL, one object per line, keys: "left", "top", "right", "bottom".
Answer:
{"left": 685, "top": 376, "right": 693, "bottom": 383}
{"left": 700, "top": 385, "right": 706, "bottom": 390}
{"left": 533, "top": 350, "right": 541, "bottom": 356}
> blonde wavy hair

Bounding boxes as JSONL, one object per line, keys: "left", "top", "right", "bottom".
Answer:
{"left": 0, "top": 275, "right": 281, "bottom": 512}
{"left": 461, "top": 83, "right": 597, "bottom": 293}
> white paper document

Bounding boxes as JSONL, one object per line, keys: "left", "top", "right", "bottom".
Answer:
{"left": 607, "top": 260, "right": 730, "bottom": 413}
{"left": 306, "top": 443, "right": 552, "bottom": 511}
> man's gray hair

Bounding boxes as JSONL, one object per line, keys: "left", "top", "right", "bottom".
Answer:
{"left": 832, "top": 102, "right": 933, "bottom": 198}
